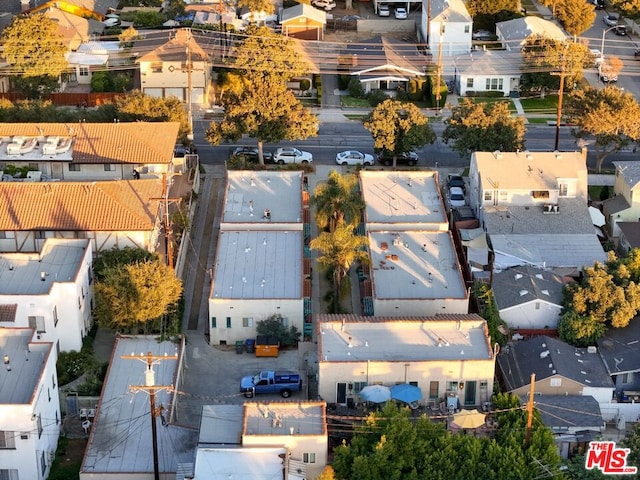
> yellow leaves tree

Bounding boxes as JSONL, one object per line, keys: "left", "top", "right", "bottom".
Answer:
{"left": 94, "top": 260, "right": 183, "bottom": 332}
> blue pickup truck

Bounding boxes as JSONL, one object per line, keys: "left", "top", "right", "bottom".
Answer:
{"left": 240, "top": 370, "right": 302, "bottom": 398}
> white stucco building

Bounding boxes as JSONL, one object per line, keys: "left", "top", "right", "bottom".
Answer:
{"left": 0, "top": 239, "right": 93, "bottom": 352}
{"left": 0, "top": 329, "right": 60, "bottom": 480}
{"left": 420, "top": 0, "right": 472, "bottom": 60}
{"left": 208, "top": 171, "right": 309, "bottom": 345}
{"left": 317, "top": 314, "right": 496, "bottom": 408}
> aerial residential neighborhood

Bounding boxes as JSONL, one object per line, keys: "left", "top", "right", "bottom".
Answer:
{"left": 0, "top": 0, "right": 640, "bottom": 477}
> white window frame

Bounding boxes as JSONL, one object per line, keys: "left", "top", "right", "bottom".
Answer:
{"left": 0, "top": 469, "right": 19, "bottom": 480}
{"left": 242, "top": 317, "right": 253, "bottom": 327}
{"left": 79, "top": 66, "right": 89, "bottom": 77}
{"left": 28, "top": 315, "right": 45, "bottom": 333}
{"left": 0, "top": 431, "right": 16, "bottom": 449}
{"left": 303, "top": 452, "right": 316, "bottom": 464}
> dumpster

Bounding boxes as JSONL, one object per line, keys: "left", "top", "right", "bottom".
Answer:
{"left": 235, "top": 340, "right": 244, "bottom": 354}
{"left": 255, "top": 335, "right": 280, "bottom": 357}
{"left": 245, "top": 339, "right": 255, "bottom": 353}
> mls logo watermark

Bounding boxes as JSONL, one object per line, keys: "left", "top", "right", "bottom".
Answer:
{"left": 585, "top": 441, "right": 638, "bottom": 475}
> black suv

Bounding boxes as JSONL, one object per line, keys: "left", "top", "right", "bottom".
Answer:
{"left": 231, "top": 147, "right": 273, "bottom": 163}
{"left": 376, "top": 151, "right": 419, "bottom": 166}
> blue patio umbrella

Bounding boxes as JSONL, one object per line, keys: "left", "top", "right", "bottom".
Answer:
{"left": 390, "top": 384, "right": 423, "bottom": 404}
{"left": 359, "top": 385, "right": 391, "bottom": 403}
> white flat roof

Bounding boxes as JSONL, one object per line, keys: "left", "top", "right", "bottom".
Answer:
{"left": 81, "top": 336, "right": 196, "bottom": 475}
{"left": 0, "top": 329, "right": 51, "bottom": 404}
{"left": 223, "top": 170, "right": 303, "bottom": 224}
{"left": 318, "top": 315, "right": 491, "bottom": 362}
{"left": 194, "top": 447, "right": 286, "bottom": 479}
{"left": 0, "top": 239, "right": 89, "bottom": 295}
{"left": 369, "top": 231, "right": 466, "bottom": 299}
{"left": 243, "top": 401, "right": 326, "bottom": 436}
{"left": 360, "top": 171, "right": 447, "bottom": 225}
{"left": 199, "top": 405, "right": 243, "bottom": 444}
{"left": 212, "top": 231, "right": 302, "bottom": 300}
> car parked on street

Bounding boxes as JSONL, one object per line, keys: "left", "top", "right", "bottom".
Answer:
{"left": 472, "top": 30, "right": 492, "bottom": 40}
{"left": 376, "top": 151, "right": 419, "bottom": 166}
{"left": 311, "top": 0, "right": 336, "bottom": 10}
{"left": 231, "top": 147, "right": 272, "bottom": 163}
{"left": 589, "top": 0, "right": 605, "bottom": 9}
{"left": 599, "top": 64, "right": 618, "bottom": 83}
{"left": 604, "top": 14, "right": 618, "bottom": 26}
{"left": 378, "top": 3, "right": 390, "bottom": 16}
{"left": 273, "top": 147, "right": 313, "bottom": 164}
{"left": 612, "top": 25, "right": 627, "bottom": 36}
{"left": 336, "top": 150, "right": 374, "bottom": 166}
{"left": 394, "top": 7, "right": 407, "bottom": 19}
{"left": 448, "top": 186, "right": 466, "bottom": 207}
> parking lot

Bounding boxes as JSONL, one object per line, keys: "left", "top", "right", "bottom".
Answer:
{"left": 175, "top": 334, "right": 317, "bottom": 428}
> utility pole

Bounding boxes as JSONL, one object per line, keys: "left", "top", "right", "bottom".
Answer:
{"left": 123, "top": 352, "right": 178, "bottom": 480}
{"left": 151, "top": 174, "right": 181, "bottom": 269}
{"left": 525, "top": 373, "right": 536, "bottom": 447}
{"left": 434, "top": 20, "right": 446, "bottom": 116}
{"left": 186, "top": 29, "right": 194, "bottom": 142}
{"left": 551, "top": 67, "right": 566, "bottom": 151}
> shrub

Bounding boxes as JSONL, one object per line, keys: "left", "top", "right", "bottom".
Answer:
{"left": 57, "top": 350, "right": 95, "bottom": 386}
{"left": 600, "top": 185, "right": 610, "bottom": 201}
{"left": 299, "top": 78, "right": 311, "bottom": 92}
{"left": 367, "top": 89, "right": 389, "bottom": 106}
{"left": 338, "top": 74, "right": 351, "bottom": 90}
{"left": 256, "top": 314, "right": 301, "bottom": 347}
{"left": 348, "top": 78, "right": 365, "bottom": 98}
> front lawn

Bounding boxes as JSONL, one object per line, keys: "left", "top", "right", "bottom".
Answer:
{"left": 468, "top": 97, "right": 516, "bottom": 112}
{"left": 519, "top": 95, "right": 559, "bottom": 115}
{"left": 341, "top": 96, "right": 370, "bottom": 108}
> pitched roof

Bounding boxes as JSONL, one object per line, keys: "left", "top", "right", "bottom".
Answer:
{"left": 597, "top": 316, "right": 640, "bottom": 376}
{"left": 429, "top": 0, "right": 471, "bottom": 23}
{"left": 613, "top": 161, "right": 640, "bottom": 190}
{"left": 496, "top": 17, "right": 566, "bottom": 46}
{"left": 0, "top": 179, "right": 163, "bottom": 231}
{"left": 0, "top": 123, "right": 179, "bottom": 164}
{"left": 525, "top": 395, "right": 603, "bottom": 429}
{"left": 492, "top": 265, "right": 565, "bottom": 310}
{"left": 281, "top": 3, "right": 326, "bottom": 24}
{"left": 618, "top": 222, "right": 640, "bottom": 248}
{"left": 344, "top": 35, "right": 426, "bottom": 78}
{"left": 136, "top": 28, "right": 210, "bottom": 63}
{"left": 497, "top": 336, "right": 614, "bottom": 391}
{"left": 455, "top": 49, "right": 523, "bottom": 76}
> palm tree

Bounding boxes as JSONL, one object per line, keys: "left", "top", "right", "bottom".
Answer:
{"left": 310, "top": 221, "right": 369, "bottom": 313}
{"left": 312, "top": 170, "right": 365, "bottom": 233}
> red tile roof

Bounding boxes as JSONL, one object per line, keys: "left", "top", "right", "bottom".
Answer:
{"left": 0, "top": 179, "right": 164, "bottom": 231}
{"left": 0, "top": 123, "right": 180, "bottom": 164}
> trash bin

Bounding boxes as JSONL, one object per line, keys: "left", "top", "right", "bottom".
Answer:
{"left": 245, "top": 339, "right": 255, "bottom": 353}
{"left": 235, "top": 340, "right": 244, "bottom": 354}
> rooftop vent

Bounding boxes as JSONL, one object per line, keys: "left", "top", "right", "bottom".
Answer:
{"left": 540, "top": 350, "right": 550, "bottom": 359}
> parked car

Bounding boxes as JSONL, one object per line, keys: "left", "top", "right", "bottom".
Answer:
{"left": 378, "top": 3, "right": 390, "bottom": 16}
{"left": 612, "top": 25, "right": 627, "bottom": 36}
{"left": 472, "top": 30, "right": 492, "bottom": 40}
{"left": 394, "top": 7, "right": 408, "bottom": 19}
{"left": 376, "top": 151, "right": 419, "bottom": 166}
{"left": 452, "top": 206, "right": 476, "bottom": 222}
{"left": 603, "top": 14, "right": 618, "bottom": 26}
{"left": 231, "top": 147, "right": 272, "bottom": 163}
{"left": 342, "top": 14, "right": 361, "bottom": 20}
{"left": 447, "top": 174, "right": 466, "bottom": 193}
{"left": 448, "top": 186, "right": 466, "bottom": 207}
{"left": 311, "top": 0, "right": 336, "bottom": 10}
{"left": 273, "top": 147, "right": 313, "bottom": 164}
{"left": 590, "top": 49, "right": 603, "bottom": 67}
{"left": 336, "top": 150, "right": 374, "bottom": 166}
{"left": 589, "top": 0, "right": 606, "bottom": 7}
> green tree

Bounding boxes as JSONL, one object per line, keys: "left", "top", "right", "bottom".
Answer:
{"left": 114, "top": 90, "right": 191, "bottom": 141}
{"left": 566, "top": 86, "right": 640, "bottom": 172}
{"left": 442, "top": 98, "right": 526, "bottom": 158}
{"left": 94, "top": 259, "right": 182, "bottom": 332}
{"left": 119, "top": 26, "right": 141, "bottom": 48}
{"left": 1, "top": 14, "right": 68, "bottom": 98}
{"left": 555, "top": 0, "right": 596, "bottom": 36}
{"left": 620, "top": 421, "right": 640, "bottom": 474}
{"left": 364, "top": 99, "right": 435, "bottom": 168}
{"left": 206, "top": 27, "right": 317, "bottom": 164}
{"left": 90, "top": 71, "right": 114, "bottom": 92}
{"left": 93, "top": 246, "right": 157, "bottom": 280}
{"left": 558, "top": 310, "right": 607, "bottom": 346}
{"left": 256, "top": 314, "right": 301, "bottom": 346}
{"left": 520, "top": 36, "right": 591, "bottom": 93}
{"left": 310, "top": 220, "right": 369, "bottom": 313}
{"left": 312, "top": 170, "right": 365, "bottom": 233}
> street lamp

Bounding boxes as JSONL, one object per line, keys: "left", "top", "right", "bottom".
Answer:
{"left": 601, "top": 25, "right": 620, "bottom": 63}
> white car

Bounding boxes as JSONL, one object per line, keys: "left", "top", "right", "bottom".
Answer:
{"left": 336, "top": 150, "right": 374, "bottom": 166}
{"left": 312, "top": 0, "right": 336, "bottom": 10}
{"left": 394, "top": 7, "right": 408, "bottom": 19}
{"left": 378, "top": 3, "right": 390, "bottom": 16}
{"left": 273, "top": 147, "right": 313, "bottom": 164}
{"left": 448, "top": 186, "right": 466, "bottom": 207}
